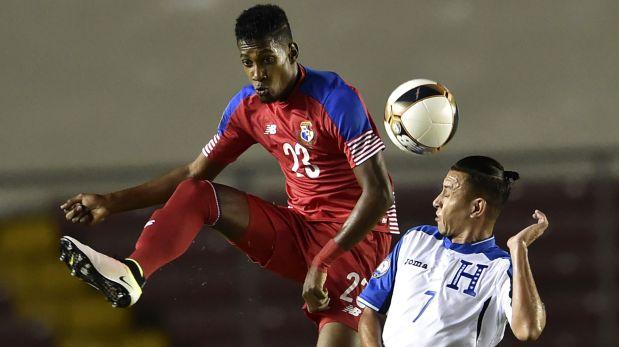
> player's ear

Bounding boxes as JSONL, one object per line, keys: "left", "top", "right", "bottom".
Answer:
{"left": 288, "top": 42, "right": 299, "bottom": 63}
{"left": 470, "top": 198, "right": 486, "bottom": 219}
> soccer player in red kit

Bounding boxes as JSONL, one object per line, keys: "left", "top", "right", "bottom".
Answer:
{"left": 59, "top": 5, "right": 398, "bottom": 345}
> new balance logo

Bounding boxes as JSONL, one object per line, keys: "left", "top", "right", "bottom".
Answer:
{"left": 343, "top": 305, "right": 362, "bottom": 317}
{"left": 264, "top": 124, "right": 277, "bottom": 135}
{"left": 144, "top": 220, "right": 155, "bottom": 228}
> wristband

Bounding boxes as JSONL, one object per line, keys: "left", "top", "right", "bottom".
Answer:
{"left": 311, "top": 239, "right": 346, "bottom": 272}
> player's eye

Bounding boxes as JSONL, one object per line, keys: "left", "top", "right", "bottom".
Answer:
{"left": 241, "top": 59, "right": 253, "bottom": 67}
{"left": 264, "top": 56, "right": 276, "bottom": 64}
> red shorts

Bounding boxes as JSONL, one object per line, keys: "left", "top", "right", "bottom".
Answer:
{"left": 228, "top": 194, "right": 392, "bottom": 331}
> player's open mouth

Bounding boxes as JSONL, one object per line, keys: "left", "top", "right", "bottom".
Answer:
{"left": 255, "top": 86, "right": 269, "bottom": 95}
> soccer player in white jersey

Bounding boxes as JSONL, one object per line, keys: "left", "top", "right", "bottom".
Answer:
{"left": 357, "top": 156, "right": 547, "bottom": 346}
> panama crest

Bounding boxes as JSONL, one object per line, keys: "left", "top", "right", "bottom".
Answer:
{"left": 299, "top": 121, "right": 316, "bottom": 145}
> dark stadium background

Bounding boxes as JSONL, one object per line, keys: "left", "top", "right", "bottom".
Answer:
{"left": 1, "top": 1, "right": 617, "bottom": 346}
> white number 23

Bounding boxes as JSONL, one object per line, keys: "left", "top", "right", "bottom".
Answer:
{"left": 283, "top": 142, "right": 320, "bottom": 178}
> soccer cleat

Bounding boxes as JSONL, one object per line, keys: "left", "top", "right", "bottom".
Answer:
{"left": 59, "top": 236, "right": 143, "bottom": 308}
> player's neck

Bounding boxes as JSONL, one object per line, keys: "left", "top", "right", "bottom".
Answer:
{"left": 277, "top": 63, "right": 300, "bottom": 101}
{"left": 450, "top": 222, "right": 494, "bottom": 244}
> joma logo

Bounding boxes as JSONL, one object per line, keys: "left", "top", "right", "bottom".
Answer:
{"left": 405, "top": 258, "right": 428, "bottom": 269}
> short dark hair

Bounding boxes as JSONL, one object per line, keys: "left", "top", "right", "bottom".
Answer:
{"left": 451, "top": 156, "right": 519, "bottom": 217}
{"left": 235, "top": 4, "right": 293, "bottom": 43}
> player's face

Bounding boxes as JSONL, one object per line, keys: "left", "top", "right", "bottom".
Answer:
{"left": 238, "top": 38, "right": 298, "bottom": 103}
{"left": 432, "top": 170, "right": 472, "bottom": 237}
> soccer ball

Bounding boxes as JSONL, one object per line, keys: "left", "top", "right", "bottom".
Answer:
{"left": 384, "top": 79, "right": 458, "bottom": 155}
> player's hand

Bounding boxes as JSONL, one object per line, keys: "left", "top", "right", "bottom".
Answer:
{"left": 302, "top": 265, "right": 330, "bottom": 313}
{"left": 507, "top": 210, "right": 549, "bottom": 249}
{"left": 60, "top": 193, "right": 111, "bottom": 225}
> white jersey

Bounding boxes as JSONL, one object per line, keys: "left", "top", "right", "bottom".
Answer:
{"left": 358, "top": 225, "right": 513, "bottom": 347}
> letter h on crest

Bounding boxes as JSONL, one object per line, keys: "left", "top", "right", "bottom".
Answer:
{"left": 446, "top": 260, "right": 488, "bottom": 297}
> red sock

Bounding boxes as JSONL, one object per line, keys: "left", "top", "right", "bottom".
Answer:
{"left": 129, "top": 179, "right": 220, "bottom": 278}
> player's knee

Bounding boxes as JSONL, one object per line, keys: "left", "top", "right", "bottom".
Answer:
{"left": 176, "top": 178, "right": 214, "bottom": 199}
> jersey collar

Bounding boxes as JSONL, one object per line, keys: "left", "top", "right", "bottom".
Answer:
{"left": 442, "top": 235, "right": 497, "bottom": 254}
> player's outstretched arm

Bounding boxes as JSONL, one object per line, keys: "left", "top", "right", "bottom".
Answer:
{"left": 60, "top": 153, "right": 227, "bottom": 225}
{"left": 506, "top": 210, "right": 548, "bottom": 341}
{"left": 335, "top": 151, "right": 394, "bottom": 249}
{"left": 303, "top": 152, "right": 393, "bottom": 312}
{"left": 359, "top": 308, "right": 385, "bottom": 347}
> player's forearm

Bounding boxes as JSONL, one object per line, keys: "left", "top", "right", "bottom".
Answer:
{"left": 311, "top": 187, "right": 391, "bottom": 272}
{"left": 334, "top": 185, "right": 393, "bottom": 250}
{"left": 359, "top": 308, "right": 384, "bottom": 347}
{"left": 509, "top": 241, "right": 546, "bottom": 341}
{"left": 104, "top": 165, "right": 193, "bottom": 214}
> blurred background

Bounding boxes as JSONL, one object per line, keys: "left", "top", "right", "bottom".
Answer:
{"left": 1, "top": 0, "right": 617, "bottom": 346}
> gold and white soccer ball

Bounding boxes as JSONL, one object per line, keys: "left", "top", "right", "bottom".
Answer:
{"left": 384, "top": 79, "right": 458, "bottom": 155}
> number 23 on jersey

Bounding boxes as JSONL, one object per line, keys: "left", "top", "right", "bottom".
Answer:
{"left": 283, "top": 142, "right": 320, "bottom": 178}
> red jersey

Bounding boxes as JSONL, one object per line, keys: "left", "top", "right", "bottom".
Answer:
{"left": 202, "top": 66, "right": 399, "bottom": 234}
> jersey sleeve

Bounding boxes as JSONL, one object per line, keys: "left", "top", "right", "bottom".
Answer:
{"left": 201, "top": 86, "right": 256, "bottom": 165}
{"left": 498, "top": 265, "right": 513, "bottom": 326}
{"left": 323, "top": 84, "right": 385, "bottom": 168}
{"left": 357, "top": 237, "right": 403, "bottom": 314}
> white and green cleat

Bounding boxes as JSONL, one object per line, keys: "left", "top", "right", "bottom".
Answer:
{"left": 59, "top": 236, "right": 144, "bottom": 308}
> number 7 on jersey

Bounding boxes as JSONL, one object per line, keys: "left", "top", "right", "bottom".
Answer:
{"left": 413, "top": 290, "right": 436, "bottom": 323}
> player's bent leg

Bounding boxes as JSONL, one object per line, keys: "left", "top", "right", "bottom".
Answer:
{"left": 129, "top": 179, "right": 250, "bottom": 278}
{"left": 60, "top": 178, "right": 253, "bottom": 308}
{"left": 60, "top": 178, "right": 308, "bottom": 311}
{"left": 316, "top": 322, "right": 360, "bottom": 347}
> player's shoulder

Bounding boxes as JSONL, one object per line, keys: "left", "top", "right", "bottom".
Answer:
{"left": 226, "top": 85, "right": 256, "bottom": 108}
{"left": 455, "top": 236, "right": 511, "bottom": 265}
{"left": 299, "top": 66, "right": 371, "bottom": 141}
{"left": 461, "top": 239, "right": 512, "bottom": 281}
{"left": 481, "top": 244, "right": 512, "bottom": 283}
{"left": 480, "top": 243, "right": 512, "bottom": 275}
{"left": 300, "top": 66, "right": 350, "bottom": 99}
{"left": 481, "top": 244, "right": 510, "bottom": 261}
{"left": 386, "top": 226, "right": 442, "bottom": 262}
{"left": 397, "top": 225, "right": 442, "bottom": 248}
{"left": 299, "top": 66, "right": 363, "bottom": 108}
{"left": 218, "top": 85, "right": 257, "bottom": 133}
{"left": 403, "top": 225, "right": 441, "bottom": 239}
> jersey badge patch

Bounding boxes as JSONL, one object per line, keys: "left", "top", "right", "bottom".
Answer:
{"left": 372, "top": 258, "right": 391, "bottom": 278}
{"left": 299, "top": 121, "right": 316, "bottom": 145}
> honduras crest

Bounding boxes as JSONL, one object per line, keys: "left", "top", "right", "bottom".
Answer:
{"left": 299, "top": 121, "right": 316, "bottom": 145}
